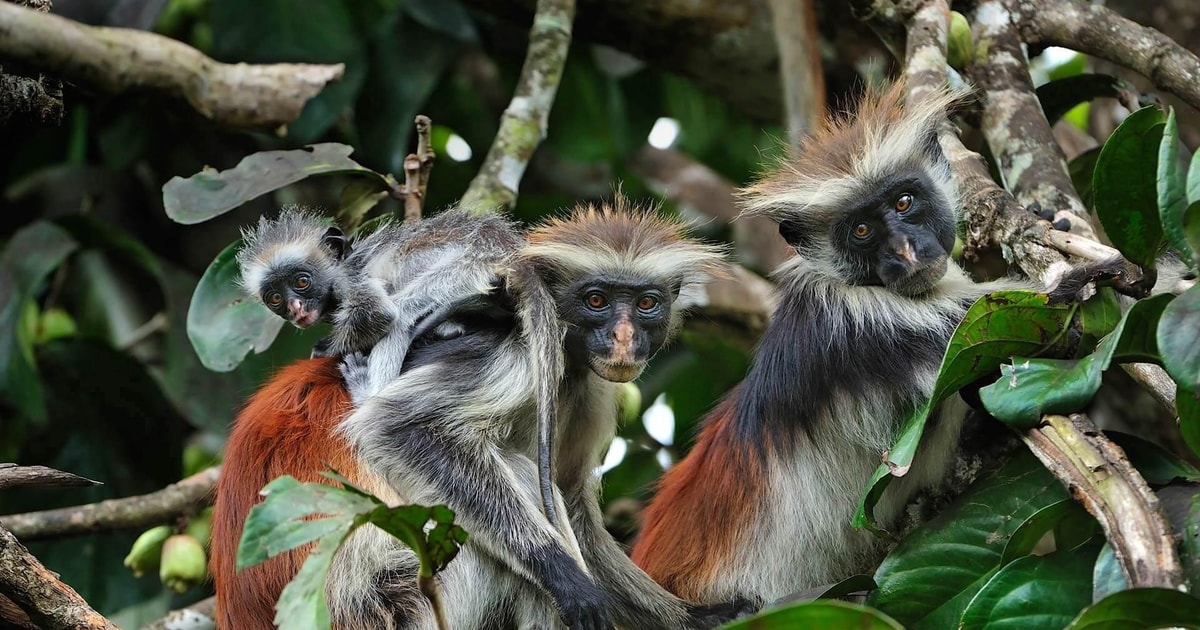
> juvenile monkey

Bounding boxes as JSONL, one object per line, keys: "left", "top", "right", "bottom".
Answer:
{"left": 630, "top": 80, "right": 1043, "bottom": 605}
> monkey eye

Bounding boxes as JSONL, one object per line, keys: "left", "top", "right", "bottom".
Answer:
{"left": 895, "top": 193, "right": 914, "bottom": 213}
{"left": 585, "top": 292, "right": 608, "bottom": 309}
{"left": 852, "top": 223, "right": 872, "bottom": 239}
{"left": 266, "top": 291, "right": 283, "bottom": 307}
{"left": 637, "top": 295, "right": 659, "bottom": 311}
{"left": 293, "top": 274, "right": 311, "bottom": 290}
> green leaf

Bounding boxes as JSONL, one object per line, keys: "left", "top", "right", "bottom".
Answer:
{"left": 1091, "top": 543, "right": 1128, "bottom": 602}
{"left": 1188, "top": 146, "right": 1200, "bottom": 205}
{"left": 0, "top": 221, "right": 79, "bottom": 423}
{"left": 403, "top": 0, "right": 478, "bottom": 42}
{"left": 1069, "top": 147, "right": 1101, "bottom": 212}
{"left": 1001, "top": 499, "right": 1092, "bottom": 565}
{"left": 960, "top": 544, "right": 1099, "bottom": 630}
{"left": 1094, "top": 106, "right": 1168, "bottom": 267}
{"left": 1156, "top": 483, "right": 1200, "bottom": 591}
{"left": 1107, "top": 292, "right": 1174, "bottom": 364}
{"left": 274, "top": 530, "right": 347, "bottom": 630}
{"left": 186, "top": 240, "right": 285, "bottom": 372}
{"left": 1158, "top": 284, "right": 1200, "bottom": 392}
{"left": 1037, "top": 74, "right": 1135, "bottom": 126}
{"left": 1159, "top": 108, "right": 1196, "bottom": 268}
{"left": 1066, "top": 588, "right": 1200, "bottom": 629}
{"left": 162, "top": 144, "right": 393, "bottom": 225}
{"left": 1180, "top": 389, "right": 1200, "bottom": 459}
{"left": 869, "top": 451, "right": 1069, "bottom": 628}
{"left": 717, "top": 600, "right": 902, "bottom": 630}
{"left": 980, "top": 356, "right": 1103, "bottom": 427}
{"left": 1184, "top": 200, "right": 1200, "bottom": 268}
{"left": 855, "top": 291, "right": 1074, "bottom": 529}
{"left": 1076, "top": 286, "right": 1121, "bottom": 348}
{"left": 1106, "top": 431, "right": 1200, "bottom": 484}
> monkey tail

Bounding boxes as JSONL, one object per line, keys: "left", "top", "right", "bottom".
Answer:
{"left": 512, "top": 265, "right": 566, "bottom": 525}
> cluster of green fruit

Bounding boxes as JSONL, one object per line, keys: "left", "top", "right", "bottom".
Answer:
{"left": 123, "top": 507, "right": 212, "bottom": 593}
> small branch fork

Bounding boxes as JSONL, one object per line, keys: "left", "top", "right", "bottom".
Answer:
{"left": 403, "top": 115, "right": 436, "bottom": 223}
{"left": 852, "top": 0, "right": 1192, "bottom": 591}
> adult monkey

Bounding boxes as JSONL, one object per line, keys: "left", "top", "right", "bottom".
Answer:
{"left": 212, "top": 201, "right": 747, "bottom": 629}
{"left": 631, "top": 79, "right": 1068, "bottom": 605}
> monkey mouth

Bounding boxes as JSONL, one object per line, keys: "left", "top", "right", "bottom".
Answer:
{"left": 591, "top": 359, "right": 645, "bottom": 383}
{"left": 888, "top": 256, "right": 949, "bottom": 297}
{"left": 291, "top": 311, "right": 320, "bottom": 328}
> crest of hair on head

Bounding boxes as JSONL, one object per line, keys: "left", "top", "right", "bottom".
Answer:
{"left": 522, "top": 194, "right": 729, "bottom": 305}
{"left": 235, "top": 205, "right": 338, "bottom": 294}
{"left": 736, "top": 78, "right": 968, "bottom": 227}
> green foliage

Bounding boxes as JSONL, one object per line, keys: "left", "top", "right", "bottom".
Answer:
{"left": 186, "top": 240, "right": 286, "bottom": 372}
{"left": 238, "top": 474, "right": 466, "bottom": 630}
{"left": 1159, "top": 285, "right": 1200, "bottom": 392}
{"left": 1093, "top": 106, "right": 1168, "bottom": 267}
{"left": 959, "top": 544, "right": 1100, "bottom": 630}
{"left": 718, "top": 600, "right": 903, "bottom": 630}
{"left": 1066, "top": 588, "right": 1200, "bottom": 629}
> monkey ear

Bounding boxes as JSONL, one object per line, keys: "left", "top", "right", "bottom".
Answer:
{"left": 919, "top": 124, "right": 950, "bottom": 172}
{"left": 323, "top": 227, "right": 347, "bottom": 261}
{"left": 778, "top": 218, "right": 806, "bottom": 248}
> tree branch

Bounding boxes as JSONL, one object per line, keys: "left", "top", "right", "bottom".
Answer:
{"left": 1018, "top": 0, "right": 1200, "bottom": 113}
{"left": 766, "top": 0, "right": 826, "bottom": 146}
{"left": 0, "top": 466, "right": 218, "bottom": 541}
{"left": 460, "top": 0, "right": 576, "bottom": 212}
{"left": 1022, "top": 414, "right": 1183, "bottom": 588}
{"left": 967, "top": 0, "right": 1095, "bottom": 239}
{"left": 0, "top": 523, "right": 116, "bottom": 630}
{"left": 0, "top": 464, "right": 100, "bottom": 492}
{"left": 403, "top": 115, "right": 436, "bottom": 223}
{"left": 0, "top": 2, "right": 343, "bottom": 133}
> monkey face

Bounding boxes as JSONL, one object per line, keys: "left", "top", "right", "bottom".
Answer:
{"left": 259, "top": 264, "right": 336, "bottom": 328}
{"left": 831, "top": 169, "right": 956, "bottom": 295}
{"left": 563, "top": 276, "right": 674, "bottom": 382}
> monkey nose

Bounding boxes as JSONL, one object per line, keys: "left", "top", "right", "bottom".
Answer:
{"left": 893, "top": 239, "right": 919, "bottom": 267}
{"left": 610, "top": 320, "right": 635, "bottom": 345}
{"left": 287, "top": 298, "right": 304, "bottom": 317}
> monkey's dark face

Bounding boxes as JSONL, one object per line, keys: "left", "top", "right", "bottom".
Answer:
{"left": 561, "top": 275, "right": 674, "bottom": 382}
{"left": 831, "top": 169, "right": 955, "bottom": 295}
{"left": 260, "top": 264, "right": 336, "bottom": 328}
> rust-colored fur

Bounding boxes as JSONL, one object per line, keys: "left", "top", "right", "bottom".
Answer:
{"left": 211, "top": 357, "right": 359, "bottom": 630}
{"left": 630, "top": 394, "right": 765, "bottom": 600}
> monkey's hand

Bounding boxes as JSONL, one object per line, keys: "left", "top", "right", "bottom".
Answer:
{"left": 685, "top": 598, "right": 760, "bottom": 629}
{"left": 551, "top": 576, "right": 614, "bottom": 630}
{"left": 338, "top": 352, "right": 372, "bottom": 405}
{"left": 310, "top": 336, "right": 335, "bottom": 359}
{"left": 328, "top": 278, "right": 399, "bottom": 355}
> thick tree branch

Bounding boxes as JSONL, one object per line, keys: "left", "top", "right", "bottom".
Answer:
{"left": 767, "top": 0, "right": 826, "bottom": 146}
{"left": 1017, "top": 0, "right": 1200, "bottom": 113}
{"left": 0, "top": 524, "right": 116, "bottom": 630}
{"left": 1022, "top": 414, "right": 1183, "bottom": 588}
{"left": 0, "top": 2, "right": 343, "bottom": 132}
{"left": 968, "top": 0, "right": 1095, "bottom": 239}
{"left": 0, "top": 466, "right": 218, "bottom": 541}
{"left": 0, "top": 464, "right": 100, "bottom": 492}
{"left": 460, "top": 0, "right": 575, "bottom": 212}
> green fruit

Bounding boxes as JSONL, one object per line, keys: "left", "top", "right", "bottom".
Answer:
{"left": 618, "top": 382, "right": 642, "bottom": 426}
{"left": 948, "top": 11, "right": 973, "bottom": 70}
{"left": 185, "top": 508, "right": 213, "bottom": 546}
{"left": 38, "top": 308, "right": 78, "bottom": 343}
{"left": 160, "top": 534, "right": 207, "bottom": 593}
{"left": 123, "top": 525, "right": 172, "bottom": 578}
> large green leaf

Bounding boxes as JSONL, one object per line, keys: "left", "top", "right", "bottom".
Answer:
{"left": 869, "top": 451, "right": 1069, "bottom": 629}
{"left": 1184, "top": 200, "right": 1200, "bottom": 270}
{"left": 717, "top": 600, "right": 902, "bottom": 630}
{"left": 960, "top": 544, "right": 1100, "bottom": 630}
{"left": 1090, "top": 544, "right": 1127, "bottom": 603}
{"left": 854, "top": 291, "right": 1074, "bottom": 529}
{"left": 1158, "top": 284, "right": 1200, "bottom": 392}
{"left": 1157, "top": 483, "right": 1200, "bottom": 591}
{"left": 186, "top": 240, "right": 285, "bottom": 372}
{"left": 1093, "top": 106, "right": 1168, "bottom": 267}
{"left": 1188, "top": 146, "right": 1200, "bottom": 205}
{"left": 162, "top": 144, "right": 393, "bottom": 225}
{"left": 0, "top": 221, "right": 79, "bottom": 424}
{"left": 1000, "top": 499, "right": 1093, "bottom": 565}
{"left": 1159, "top": 108, "right": 1196, "bottom": 268}
{"left": 980, "top": 356, "right": 1103, "bottom": 427}
{"left": 1066, "top": 588, "right": 1200, "bottom": 629}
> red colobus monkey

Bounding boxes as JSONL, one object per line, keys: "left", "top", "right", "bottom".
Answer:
{"left": 630, "top": 80, "right": 1040, "bottom": 606}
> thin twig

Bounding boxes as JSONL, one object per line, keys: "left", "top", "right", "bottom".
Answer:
{"left": 1022, "top": 414, "right": 1184, "bottom": 589}
{"left": 1120, "top": 363, "right": 1178, "bottom": 418}
{"left": 403, "top": 115, "right": 436, "bottom": 223}
{"left": 0, "top": 3, "right": 343, "bottom": 132}
{"left": 1, "top": 466, "right": 219, "bottom": 541}
{"left": 0, "top": 524, "right": 117, "bottom": 629}
{"left": 460, "top": 0, "right": 576, "bottom": 212}
{"left": 0, "top": 465, "right": 100, "bottom": 492}
{"left": 1018, "top": 0, "right": 1200, "bottom": 112}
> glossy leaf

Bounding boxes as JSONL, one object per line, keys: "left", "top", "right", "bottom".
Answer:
{"left": 1001, "top": 499, "right": 1092, "bottom": 565}
{"left": 717, "top": 600, "right": 902, "bottom": 630}
{"left": 1184, "top": 200, "right": 1200, "bottom": 268}
{"left": 855, "top": 291, "right": 1073, "bottom": 529}
{"left": 1066, "top": 588, "right": 1200, "bottom": 629}
{"left": 980, "top": 355, "right": 1103, "bottom": 427}
{"left": 1189, "top": 146, "right": 1200, "bottom": 205}
{"left": 960, "top": 544, "right": 1099, "bottom": 630}
{"left": 1158, "top": 284, "right": 1200, "bottom": 392}
{"left": 1093, "top": 106, "right": 1167, "bottom": 267}
{"left": 0, "top": 221, "right": 79, "bottom": 424}
{"left": 1159, "top": 108, "right": 1195, "bottom": 268}
{"left": 1156, "top": 483, "right": 1200, "bottom": 591}
{"left": 162, "top": 144, "right": 392, "bottom": 225}
{"left": 1180, "top": 389, "right": 1200, "bottom": 459}
{"left": 1037, "top": 74, "right": 1135, "bottom": 125}
{"left": 869, "top": 451, "right": 1068, "bottom": 628}
{"left": 186, "top": 240, "right": 284, "bottom": 372}
{"left": 1091, "top": 543, "right": 1127, "bottom": 603}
